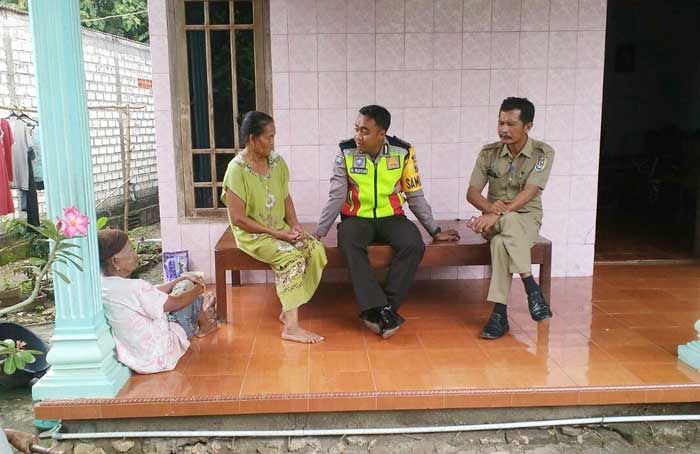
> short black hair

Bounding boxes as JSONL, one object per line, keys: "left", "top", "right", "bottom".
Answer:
{"left": 240, "top": 111, "right": 274, "bottom": 145}
{"left": 500, "top": 97, "right": 535, "bottom": 123}
{"left": 359, "top": 105, "right": 391, "bottom": 131}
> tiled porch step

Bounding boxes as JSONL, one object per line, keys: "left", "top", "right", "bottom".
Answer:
{"left": 35, "top": 385, "right": 700, "bottom": 420}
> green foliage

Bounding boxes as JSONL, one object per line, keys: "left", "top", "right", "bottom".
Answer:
{"left": 1, "top": 217, "right": 26, "bottom": 237}
{"left": 96, "top": 217, "right": 109, "bottom": 230}
{"left": 1, "top": 217, "right": 50, "bottom": 262}
{"left": 21, "top": 218, "right": 85, "bottom": 286}
{"left": 0, "top": 338, "right": 42, "bottom": 375}
{"left": 0, "top": 216, "right": 86, "bottom": 316}
{"left": 0, "top": 0, "right": 27, "bottom": 11}
{"left": 19, "top": 278, "right": 33, "bottom": 295}
{"left": 80, "top": 0, "right": 149, "bottom": 43}
{"left": 0, "top": 0, "right": 149, "bottom": 43}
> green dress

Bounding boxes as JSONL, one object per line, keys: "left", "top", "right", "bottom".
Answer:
{"left": 220, "top": 152, "right": 327, "bottom": 312}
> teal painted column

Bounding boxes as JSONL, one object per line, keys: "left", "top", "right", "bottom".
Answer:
{"left": 678, "top": 320, "right": 700, "bottom": 369}
{"left": 29, "top": 0, "right": 130, "bottom": 400}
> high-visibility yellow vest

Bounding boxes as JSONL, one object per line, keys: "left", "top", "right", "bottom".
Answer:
{"left": 340, "top": 136, "right": 423, "bottom": 219}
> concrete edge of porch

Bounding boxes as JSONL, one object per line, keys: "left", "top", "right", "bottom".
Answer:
{"left": 34, "top": 383, "right": 700, "bottom": 420}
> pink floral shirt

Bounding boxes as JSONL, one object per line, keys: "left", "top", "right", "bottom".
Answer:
{"left": 101, "top": 276, "right": 189, "bottom": 374}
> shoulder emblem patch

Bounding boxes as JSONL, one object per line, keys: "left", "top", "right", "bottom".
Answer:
{"left": 386, "top": 156, "right": 400, "bottom": 170}
{"left": 534, "top": 156, "right": 546, "bottom": 172}
{"left": 335, "top": 155, "right": 344, "bottom": 165}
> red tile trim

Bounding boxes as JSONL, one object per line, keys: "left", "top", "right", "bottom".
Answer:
{"left": 35, "top": 383, "right": 700, "bottom": 420}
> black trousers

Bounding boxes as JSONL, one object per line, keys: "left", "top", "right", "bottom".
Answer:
{"left": 338, "top": 215, "right": 425, "bottom": 312}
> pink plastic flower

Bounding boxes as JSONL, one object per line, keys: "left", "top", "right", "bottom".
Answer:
{"left": 57, "top": 207, "right": 89, "bottom": 238}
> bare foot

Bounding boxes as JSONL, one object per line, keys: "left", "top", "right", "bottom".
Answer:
{"left": 195, "top": 319, "right": 219, "bottom": 338}
{"left": 201, "top": 293, "right": 217, "bottom": 323}
{"left": 281, "top": 327, "right": 324, "bottom": 344}
{"left": 202, "top": 293, "right": 216, "bottom": 312}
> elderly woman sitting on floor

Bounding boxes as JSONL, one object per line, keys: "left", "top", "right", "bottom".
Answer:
{"left": 97, "top": 229, "right": 217, "bottom": 374}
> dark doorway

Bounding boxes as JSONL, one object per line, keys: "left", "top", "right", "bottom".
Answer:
{"left": 595, "top": 0, "right": 700, "bottom": 262}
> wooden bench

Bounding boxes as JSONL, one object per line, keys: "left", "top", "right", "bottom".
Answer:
{"left": 214, "top": 220, "right": 552, "bottom": 322}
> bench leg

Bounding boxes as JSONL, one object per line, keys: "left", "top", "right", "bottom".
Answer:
{"left": 215, "top": 258, "right": 229, "bottom": 323}
{"left": 540, "top": 246, "right": 552, "bottom": 303}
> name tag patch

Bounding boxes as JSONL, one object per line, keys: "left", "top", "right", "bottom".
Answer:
{"left": 386, "top": 156, "right": 400, "bottom": 170}
{"left": 351, "top": 168, "right": 368, "bottom": 174}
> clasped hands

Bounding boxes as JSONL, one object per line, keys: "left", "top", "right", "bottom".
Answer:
{"left": 467, "top": 199, "right": 510, "bottom": 234}
{"left": 274, "top": 224, "right": 305, "bottom": 243}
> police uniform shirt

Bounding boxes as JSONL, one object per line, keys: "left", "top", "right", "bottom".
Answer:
{"left": 469, "top": 137, "right": 555, "bottom": 220}
{"left": 316, "top": 137, "right": 439, "bottom": 237}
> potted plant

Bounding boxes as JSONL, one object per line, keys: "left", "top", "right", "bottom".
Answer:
{"left": 0, "top": 322, "right": 48, "bottom": 388}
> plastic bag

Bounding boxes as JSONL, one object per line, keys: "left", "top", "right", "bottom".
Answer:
{"left": 163, "top": 250, "right": 188, "bottom": 282}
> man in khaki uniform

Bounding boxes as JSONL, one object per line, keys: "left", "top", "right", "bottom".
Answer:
{"left": 467, "top": 97, "right": 554, "bottom": 339}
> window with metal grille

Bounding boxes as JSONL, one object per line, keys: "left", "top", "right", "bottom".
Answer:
{"left": 176, "top": 0, "right": 270, "bottom": 217}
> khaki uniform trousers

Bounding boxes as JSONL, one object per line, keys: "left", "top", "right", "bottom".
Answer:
{"left": 486, "top": 211, "right": 541, "bottom": 304}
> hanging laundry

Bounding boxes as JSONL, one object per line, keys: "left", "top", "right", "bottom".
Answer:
{"left": 0, "top": 118, "right": 13, "bottom": 181}
{"left": 30, "top": 127, "right": 44, "bottom": 189}
{"left": 9, "top": 118, "right": 30, "bottom": 191}
{"left": 0, "top": 119, "right": 15, "bottom": 215}
{"left": 24, "top": 145, "right": 39, "bottom": 226}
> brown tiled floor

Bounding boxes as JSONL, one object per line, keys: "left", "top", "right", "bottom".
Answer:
{"left": 35, "top": 264, "right": 700, "bottom": 420}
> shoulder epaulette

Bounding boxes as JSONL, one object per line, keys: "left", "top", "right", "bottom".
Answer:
{"left": 481, "top": 141, "right": 502, "bottom": 151}
{"left": 339, "top": 138, "right": 357, "bottom": 150}
{"left": 532, "top": 139, "right": 555, "bottom": 156}
{"left": 387, "top": 135, "right": 411, "bottom": 150}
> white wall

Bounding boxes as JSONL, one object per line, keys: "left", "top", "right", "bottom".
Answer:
{"left": 150, "top": 0, "right": 607, "bottom": 282}
{"left": 0, "top": 6, "right": 157, "bottom": 214}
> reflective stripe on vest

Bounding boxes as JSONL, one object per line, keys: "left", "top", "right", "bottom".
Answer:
{"left": 341, "top": 150, "right": 407, "bottom": 218}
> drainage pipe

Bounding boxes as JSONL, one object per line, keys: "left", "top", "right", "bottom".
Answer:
{"left": 49, "top": 414, "right": 700, "bottom": 440}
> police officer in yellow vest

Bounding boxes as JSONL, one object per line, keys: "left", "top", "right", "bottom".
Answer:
{"left": 316, "top": 105, "right": 459, "bottom": 338}
{"left": 467, "top": 97, "right": 555, "bottom": 340}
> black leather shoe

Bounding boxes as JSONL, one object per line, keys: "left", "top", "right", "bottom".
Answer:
{"left": 528, "top": 288, "right": 552, "bottom": 322}
{"left": 390, "top": 306, "right": 405, "bottom": 324}
{"left": 480, "top": 313, "right": 509, "bottom": 339}
{"left": 360, "top": 309, "right": 382, "bottom": 334}
{"left": 379, "top": 306, "right": 404, "bottom": 339}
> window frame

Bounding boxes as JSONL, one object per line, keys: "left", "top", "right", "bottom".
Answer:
{"left": 174, "top": 0, "right": 272, "bottom": 218}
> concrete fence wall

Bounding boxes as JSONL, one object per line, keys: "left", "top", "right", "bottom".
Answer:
{"left": 0, "top": 6, "right": 158, "bottom": 216}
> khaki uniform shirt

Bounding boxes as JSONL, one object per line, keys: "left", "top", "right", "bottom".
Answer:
{"left": 469, "top": 137, "right": 555, "bottom": 222}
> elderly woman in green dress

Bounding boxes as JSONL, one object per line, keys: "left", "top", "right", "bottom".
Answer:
{"left": 221, "top": 111, "right": 327, "bottom": 343}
